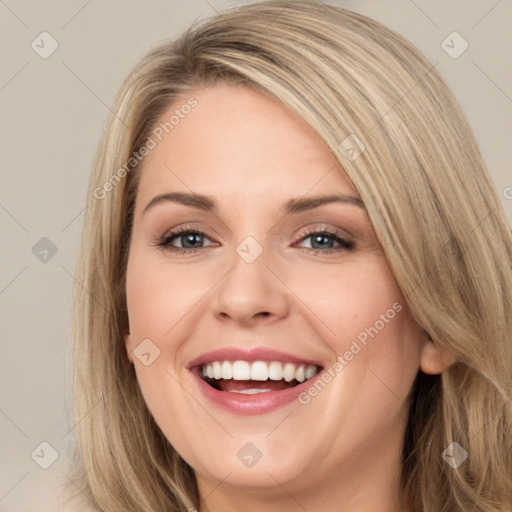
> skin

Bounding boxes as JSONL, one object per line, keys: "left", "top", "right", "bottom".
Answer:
{"left": 123, "top": 82, "right": 454, "bottom": 512}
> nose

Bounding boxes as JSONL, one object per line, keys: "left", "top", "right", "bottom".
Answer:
{"left": 212, "top": 243, "right": 290, "bottom": 327}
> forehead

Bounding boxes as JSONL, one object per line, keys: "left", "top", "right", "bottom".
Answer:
{"left": 135, "top": 82, "right": 356, "bottom": 208}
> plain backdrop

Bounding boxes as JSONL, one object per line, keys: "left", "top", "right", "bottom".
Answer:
{"left": 1, "top": 0, "right": 511, "bottom": 510}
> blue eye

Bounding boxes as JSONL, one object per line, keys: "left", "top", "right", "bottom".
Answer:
{"left": 297, "top": 230, "right": 354, "bottom": 253}
{"left": 155, "top": 227, "right": 355, "bottom": 255}
{"left": 157, "top": 229, "right": 214, "bottom": 254}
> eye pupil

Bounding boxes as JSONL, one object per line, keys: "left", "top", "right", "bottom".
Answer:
{"left": 183, "top": 233, "right": 203, "bottom": 248}
{"left": 311, "top": 234, "right": 333, "bottom": 249}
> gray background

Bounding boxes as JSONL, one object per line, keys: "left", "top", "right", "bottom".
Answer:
{"left": 1, "top": 1, "right": 511, "bottom": 510}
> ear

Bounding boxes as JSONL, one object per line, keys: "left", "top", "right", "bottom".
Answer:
{"left": 123, "top": 326, "right": 134, "bottom": 364}
{"left": 419, "top": 335, "right": 456, "bottom": 375}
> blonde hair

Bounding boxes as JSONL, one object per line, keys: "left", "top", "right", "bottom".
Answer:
{"left": 68, "top": 1, "right": 512, "bottom": 510}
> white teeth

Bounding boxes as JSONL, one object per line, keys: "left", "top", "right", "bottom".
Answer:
{"left": 268, "top": 361, "right": 283, "bottom": 380}
{"left": 200, "top": 360, "right": 319, "bottom": 384}
{"left": 305, "top": 365, "right": 317, "bottom": 379}
{"left": 228, "top": 389, "right": 272, "bottom": 394}
{"left": 250, "top": 361, "right": 269, "bottom": 381}
{"left": 221, "top": 361, "right": 233, "bottom": 379}
{"left": 232, "top": 360, "right": 251, "bottom": 380}
{"left": 283, "top": 363, "right": 296, "bottom": 382}
{"left": 212, "top": 361, "right": 222, "bottom": 379}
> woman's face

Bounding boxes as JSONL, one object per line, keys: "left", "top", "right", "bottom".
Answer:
{"left": 124, "top": 82, "right": 432, "bottom": 506}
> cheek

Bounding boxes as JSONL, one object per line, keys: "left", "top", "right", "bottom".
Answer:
{"left": 290, "top": 258, "right": 405, "bottom": 343}
{"left": 293, "top": 259, "right": 421, "bottom": 393}
{"left": 124, "top": 258, "right": 204, "bottom": 447}
{"left": 125, "top": 254, "right": 215, "bottom": 343}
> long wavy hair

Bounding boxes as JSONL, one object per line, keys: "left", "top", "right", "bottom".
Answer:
{"left": 66, "top": 1, "right": 512, "bottom": 510}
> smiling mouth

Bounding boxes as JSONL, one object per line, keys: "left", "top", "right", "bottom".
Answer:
{"left": 198, "top": 360, "right": 322, "bottom": 394}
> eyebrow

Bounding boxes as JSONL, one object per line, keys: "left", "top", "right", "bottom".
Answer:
{"left": 142, "top": 191, "right": 365, "bottom": 216}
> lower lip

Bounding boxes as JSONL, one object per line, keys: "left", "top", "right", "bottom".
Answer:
{"left": 191, "top": 369, "right": 323, "bottom": 415}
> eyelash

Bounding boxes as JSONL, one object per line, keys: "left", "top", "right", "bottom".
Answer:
{"left": 154, "top": 226, "right": 355, "bottom": 256}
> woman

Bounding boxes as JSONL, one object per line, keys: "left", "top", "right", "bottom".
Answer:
{"left": 67, "top": 1, "right": 512, "bottom": 510}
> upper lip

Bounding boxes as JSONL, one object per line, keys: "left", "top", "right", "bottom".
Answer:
{"left": 187, "top": 347, "right": 323, "bottom": 369}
